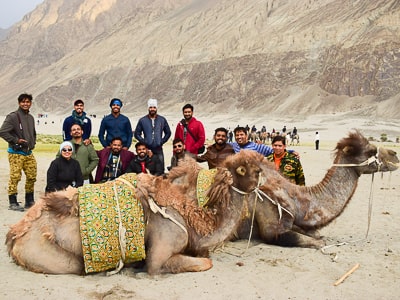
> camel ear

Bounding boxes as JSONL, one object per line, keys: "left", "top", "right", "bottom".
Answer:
{"left": 343, "top": 146, "right": 351, "bottom": 154}
{"left": 236, "top": 166, "right": 246, "bottom": 176}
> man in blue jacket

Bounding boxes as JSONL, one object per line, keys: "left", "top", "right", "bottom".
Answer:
{"left": 134, "top": 98, "right": 171, "bottom": 171}
{"left": 98, "top": 98, "right": 133, "bottom": 149}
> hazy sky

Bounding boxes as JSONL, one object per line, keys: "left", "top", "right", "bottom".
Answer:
{"left": 0, "top": 0, "right": 44, "bottom": 28}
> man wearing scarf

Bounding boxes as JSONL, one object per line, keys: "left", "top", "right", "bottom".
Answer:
{"left": 62, "top": 99, "right": 92, "bottom": 145}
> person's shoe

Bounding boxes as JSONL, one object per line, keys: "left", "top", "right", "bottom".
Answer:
{"left": 9, "top": 203, "right": 25, "bottom": 212}
{"left": 24, "top": 192, "right": 35, "bottom": 209}
{"left": 8, "top": 194, "right": 25, "bottom": 212}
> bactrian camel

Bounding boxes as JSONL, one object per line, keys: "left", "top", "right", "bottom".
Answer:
{"left": 234, "top": 131, "right": 399, "bottom": 248}
{"left": 6, "top": 150, "right": 263, "bottom": 275}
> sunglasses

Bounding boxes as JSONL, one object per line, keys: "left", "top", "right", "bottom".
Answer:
{"left": 173, "top": 144, "right": 183, "bottom": 149}
{"left": 62, "top": 148, "right": 73, "bottom": 152}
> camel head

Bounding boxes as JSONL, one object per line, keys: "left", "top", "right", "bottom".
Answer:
{"left": 334, "top": 130, "right": 399, "bottom": 174}
{"left": 222, "top": 150, "right": 263, "bottom": 193}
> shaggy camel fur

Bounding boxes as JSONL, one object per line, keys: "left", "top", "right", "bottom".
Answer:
{"left": 6, "top": 150, "right": 263, "bottom": 275}
{"left": 234, "top": 131, "right": 399, "bottom": 248}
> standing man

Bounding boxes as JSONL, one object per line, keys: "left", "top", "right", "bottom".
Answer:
{"left": 126, "top": 142, "right": 164, "bottom": 176}
{"left": 266, "top": 135, "right": 305, "bottom": 185}
{"left": 197, "top": 127, "right": 235, "bottom": 169}
{"left": 174, "top": 103, "right": 205, "bottom": 155}
{"left": 315, "top": 131, "right": 320, "bottom": 150}
{"left": 95, "top": 137, "right": 135, "bottom": 183}
{"left": 68, "top": 123, "right": 99, "bottom": 184}
{"left": 0, "top": 93, "right": 37, "bottom": 211}
{"left": 98, "top": 98, "right": 133, "bottom": 149}
{"left": 62, "top": 99, "right": 92, "bottom": 145}
{"left": 134, "top": 98, "right": 171, "bottom": 171}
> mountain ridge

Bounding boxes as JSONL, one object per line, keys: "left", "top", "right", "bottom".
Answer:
{"left": 0, "top": 0, "right": 399, "bottom": 119}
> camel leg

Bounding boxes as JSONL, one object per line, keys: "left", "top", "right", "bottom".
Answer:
{"left": 162, "top": 254, "right": 212, "bottom": 273}
{"left": 10, "top": 225, "right": 84, "bottom": 274}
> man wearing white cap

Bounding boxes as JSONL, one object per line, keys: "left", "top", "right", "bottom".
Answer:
{"left": 134, "top": 98, "right": 171, "bottom": 172}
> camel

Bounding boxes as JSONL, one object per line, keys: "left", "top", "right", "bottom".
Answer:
{"left": 234, "top": 131, "right": 399, "bottom": 248}
{"left": 5, "top": 150, "right": 264, "bottom": 275}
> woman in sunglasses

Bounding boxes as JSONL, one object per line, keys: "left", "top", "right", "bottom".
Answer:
{"left": 45, "top": 141, "right": 83, "bottom": 193}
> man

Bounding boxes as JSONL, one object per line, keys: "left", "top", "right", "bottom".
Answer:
{"left": 95, "top": 137, "right": 135, "bottom": 183}
{"left": 197, "top": 127, "right": 235, "bottom": 169}
{"left": 0, "top": 93, "right": 37, "bottom": 211}
{"left": 168, "top": 138, "right": 194, "bottom": 170}
{"left": 315, "top": 131, "right": 320, "bottom": 150}
{"left": 134, "top": 98, "right": 171, "bottom": 171}
{"left": 174, "top": 104, "right": 205, "bottom": 155}
{"left": 98, "top": 98, "right": 133, "bottom": 149}
{"left": 231, "top": 126, "right": 274, "bottom": 156}
{"left": 62, "top": 99, "right": 92, "bottom": 145}
{"left": 126, "top": 142, "right": 163, "bottom": 176}
{"left": 266, "top": 135, "right": 305, "bottom": 185}
{"left": 67, "top": 123, "right": 99, "bottom": 183}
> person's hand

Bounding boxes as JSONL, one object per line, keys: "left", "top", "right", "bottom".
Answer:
{"left": 147, "top": 149, "right": 153, "bottom": 157}
{"left": 83, "top": 139, "right": 92, "bottom": 146}
{"left": 293, "top": 151, "right": 300, "bottom": 159}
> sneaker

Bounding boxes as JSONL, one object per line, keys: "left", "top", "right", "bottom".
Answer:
{"left": 9, "top": 203, "right": 25, "bottom": 212}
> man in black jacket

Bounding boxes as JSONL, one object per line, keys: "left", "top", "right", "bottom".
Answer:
{"left": 126, "top": 142, "right": 164, "bottom": 176}
{"left": 0, "top": 94, "right": 37, "bottom": 211}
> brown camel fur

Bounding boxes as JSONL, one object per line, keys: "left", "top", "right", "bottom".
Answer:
{"left": 234, "top": 131, "right": 399, "bottom": 248}
{"left": 5, "top": 150, "right": 263, "bottom": 275}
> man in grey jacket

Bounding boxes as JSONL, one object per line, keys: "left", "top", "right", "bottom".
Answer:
{"left": 0, "top": 94, "right": 37, "bottom": 211}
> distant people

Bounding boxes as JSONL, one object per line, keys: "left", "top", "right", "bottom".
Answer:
{"left": 94, "top": 137, "right": 135, "bottom": 183}
{"left": 315, "top": 131, "right": 320, "bottom": 150}
{"left": 169, "top": 138, "right": 194, "bottom": 170}
{"left": 228, "top": 129, "right": 233, "bottom": 143}
{"left": 45, "top": 141, "right": 83, "bottom": 193}
{"left": 197, "top": 127, "right": 235, "bottom": 169}
{"left": 266, "top": 135, "right": 305, "bottom": 185}
{"left": 134, "top": 98, "right": 171, "bottom": 171}
{"left": 126, "top": 142, "right": 164, "bottom": 176}
{"left": 292, "top": 126, "right": 298, "bottom": 135}
{"left": 62, "top": 99, "right": 92, "bottom": 145}
{"left": 174, "top": 104, "right": 206, "bottom": 155}
{"left": 282, "top": 125, "right": 287, "bottom": 133}
{"left": 98, "top": 98, "right": 133, "bottom": 149}
{"left": 0, "top": 93, "right": 37, "bottom": 211}
{"left": 261, "top": 125, "right": 267, "bottom": 133}
{"left": 67, "top": 123, "right": 99, "bottom": 184}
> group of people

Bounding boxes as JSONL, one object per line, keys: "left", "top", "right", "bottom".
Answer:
{"left": 0, "top": 94, "right": 305, "bottom": 212}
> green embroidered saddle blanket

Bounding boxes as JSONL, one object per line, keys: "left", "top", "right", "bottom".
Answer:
{"left": 79, "top": 173, "right": 146, "bottom": 274}
{"left": 196, "top": 168, "right": 218, "bottom": 207}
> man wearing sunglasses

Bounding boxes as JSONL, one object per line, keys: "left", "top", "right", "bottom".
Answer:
{"left": 168, "top": 138, "right": 195, "bottom": 170}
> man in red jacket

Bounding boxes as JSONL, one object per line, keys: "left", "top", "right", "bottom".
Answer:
{"left": 94, "top": 137, "right": 135, "bottom": 183}
{"left": 174, "top": 104, "right": 206, "bottom": 155}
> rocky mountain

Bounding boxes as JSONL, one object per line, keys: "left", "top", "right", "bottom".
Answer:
{"left": 0, "top": 0, "right": 399, "bottom": 119}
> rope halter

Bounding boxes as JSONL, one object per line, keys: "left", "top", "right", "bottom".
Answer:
{"left": 332, "top": 147, "right": 383, "bottom": 171}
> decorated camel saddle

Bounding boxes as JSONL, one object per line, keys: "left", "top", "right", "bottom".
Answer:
{"left": 78, "top": 173, "right": 146, "bottom": 273}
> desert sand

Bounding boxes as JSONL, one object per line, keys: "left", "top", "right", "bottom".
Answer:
{"left": 1, "top": 114, "right": 399, "bottom": 300}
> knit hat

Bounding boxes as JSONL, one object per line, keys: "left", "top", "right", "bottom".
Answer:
{"left": 148, "top": 98, "right": 158, "bottom": 108}
{"left": 59, "top": 141, "right": 74, "bottom": 153}
{"left": 109, "top": 98, "right": 123, "bottom": 107}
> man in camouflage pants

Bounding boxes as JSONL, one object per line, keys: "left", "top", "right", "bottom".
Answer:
{"left": 0, "top": 93, "right": 37, "bottom": 211}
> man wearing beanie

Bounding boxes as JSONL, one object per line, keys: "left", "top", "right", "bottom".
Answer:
{"left": 62, "top": 99, "right": 92, "bottom": 145}
{"left": 134, "top": 98, "right": 171, "bottom": 172}
{"left": 98, "top": 98, "right": 133, "bottom": 149}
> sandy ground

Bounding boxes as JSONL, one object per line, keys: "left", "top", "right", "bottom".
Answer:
{"left": 1, "top": 115, "right": 400, "bottom": 300}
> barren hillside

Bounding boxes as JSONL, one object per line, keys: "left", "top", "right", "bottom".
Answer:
{"left": 0, "top": 0, "right": 399, "bottom": 119}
